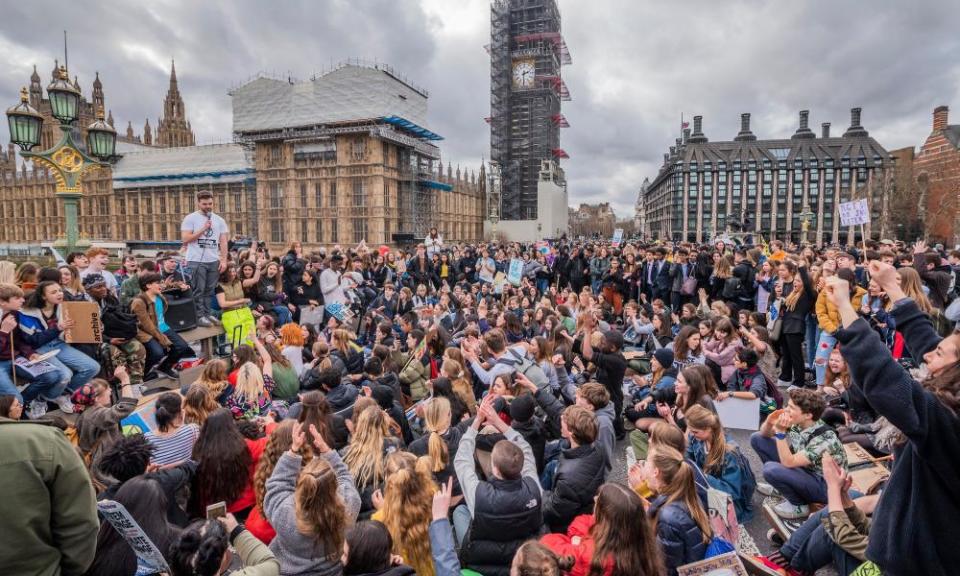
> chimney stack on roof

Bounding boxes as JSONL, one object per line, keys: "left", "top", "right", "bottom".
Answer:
{"left": 933, "top": 105, "right": 949, "bottom": 132}
{"left": 682, "top": 127, "right": 691, "bottom": 145}
{"left": 734, "top": 113, "right": 756, "bottom": 141}
{"left": 821, "top": 122, "right": 831, "bottom": 138}
{"left": 844, "top": 107, "right": 869, "bottom": 138}
{"left": 690, "top": 115, "right": 708, "bottom": 143}
{"left": 792, "top": 110, "right": 815, "bottom": 139}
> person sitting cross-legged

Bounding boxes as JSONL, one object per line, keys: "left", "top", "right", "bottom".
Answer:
{"left": 750, "top": 388, "right": 848, "bottom": 519}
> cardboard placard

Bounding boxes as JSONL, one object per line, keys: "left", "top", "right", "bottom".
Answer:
{"left": 61, "top": 301, "right": 102, "bottom": 344}
{"left": 715, "top": 397, "right": 761, "bottom": 431}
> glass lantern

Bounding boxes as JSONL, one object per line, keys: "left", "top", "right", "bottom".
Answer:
{"left": 46, "top": 66, "right": 81, "bottom": 125}
{"left": 6, "top": 87, "right": 43, "bottom": 151}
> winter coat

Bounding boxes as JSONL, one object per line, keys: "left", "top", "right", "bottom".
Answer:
{"left": 648, "top": 495, "right": 708, "bottom": 576}
{"left": 686, "top": 438, "right": 753, "bottom": 521}
{"left": 130, "top": 293, "right": 172, "bottom": 346}
{"left": 264, "top": 451, "right": 360, "bottom": 576}
{"left": 16, "top": 307, "right": 63, "bottom": 348}
{"left": 0, "top": 419, "right": 99, "bottom": 576}
{"left": 543, "top": 443, "right": 606, "bottom": 533}
{"left": 702, "top": 338, "right": 743, "bottom": 385}
{"left": 399, "top": 351, "right": 430, "bottom": 401}
{"left": 780, "top": 266, "right": 815, "bottom": 334}
{"left": 815, "top": 286, "right": 867, "bottom": 334}
{"left": 541, "top": 514, "right": 613, "bottom": 576}
{"left": 836, "top": 300, "right": 960, "bottom": 576}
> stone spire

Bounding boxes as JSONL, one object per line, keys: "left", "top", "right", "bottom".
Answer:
{"left": 144, "top": 118, "right": 152, "bottom": 146}
{"left": 107, "top": 109, "right": 114, "bottom": 127}
{"left": 92, "top": 72, "right": 104, "bottom": 115}
{"left": 29, "top": 65, "right": 42, "bottom": 104}
{"left": 156, "top": 59, "right": 195, "bottom": 147}
{"left": 126, "top": 121, "right": 134, "bottom": 139}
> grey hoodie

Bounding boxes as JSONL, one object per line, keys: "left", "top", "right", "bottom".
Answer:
{"left": 594, "top": 402, "right": 616, "bottom": 478}
{"left": 264, "top": 451, "right": 361, "bottom": 576}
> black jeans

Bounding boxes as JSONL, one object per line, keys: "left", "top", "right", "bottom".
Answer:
{"left": 779, "top": 332, "right": 805, "bottom": 386}
{"left": 144, "top": 329, "right": 193, "bottom": 373}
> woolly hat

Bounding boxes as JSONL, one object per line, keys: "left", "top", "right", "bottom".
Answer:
{"left": 509, "top": 393, "right": 536, "bottom": 423}
{"left": 653, "top": 348, "right": 675, "bottom": 369}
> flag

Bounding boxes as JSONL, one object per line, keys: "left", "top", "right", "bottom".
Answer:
{"left": 682, "top": 121, "right": 690, "bottom": 129}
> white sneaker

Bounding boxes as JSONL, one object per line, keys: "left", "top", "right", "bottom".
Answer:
{"left": 52, "top": 394, "right": 75, "bottom": 414}
{"left": 757, "top": 482, "right": 780, "bottom": 497}
{"left": 27, "top": 399, "right": 48, "bottom": 420}
{"left": 773, "top": 500, "right": 810, "bottom": 519}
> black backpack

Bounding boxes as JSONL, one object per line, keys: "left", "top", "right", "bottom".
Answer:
{"left": 101, "top": 303, "right": 139, "bottom": 341}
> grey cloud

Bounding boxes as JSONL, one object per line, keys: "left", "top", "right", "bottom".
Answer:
{"left": 3, "top": 0, "right": 960, "bottom": 220}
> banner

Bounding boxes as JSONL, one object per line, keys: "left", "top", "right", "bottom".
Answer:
{"left": 838, "top": 199, "right": 870, "bottom": 226}
{"left": 61, "top": 301, "right": 102, "bottom": 344}
{"left": 612, "top": 228, "right": 624, "bottom": 248}
{"left": 507, "top": 258, "right": 523, "bottom": 286}
{"left": 97, "top": 500, "right": 171, "bottom": 576}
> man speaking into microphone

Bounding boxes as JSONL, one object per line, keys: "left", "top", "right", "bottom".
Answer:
{"left": 180, "top": 190, "right": 229, "bottom": 327}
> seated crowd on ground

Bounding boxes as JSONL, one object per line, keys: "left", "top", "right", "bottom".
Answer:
{"left": 1, "top": 198, "right": 958, "bottom": 576}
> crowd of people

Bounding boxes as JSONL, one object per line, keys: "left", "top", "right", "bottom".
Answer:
{"left": 0, "top": 190, "right": 958, "bottom": 576}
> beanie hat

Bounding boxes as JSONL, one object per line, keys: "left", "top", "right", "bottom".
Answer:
{"left": 509, "top": 393, "right": 536, "bottom": 423}
{"left": 653, "top": 348, "right": 675, "bottom": 369}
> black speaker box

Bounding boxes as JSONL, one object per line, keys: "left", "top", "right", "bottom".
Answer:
{"left": 165, "top": 295, "right": 198, "bottom": 332}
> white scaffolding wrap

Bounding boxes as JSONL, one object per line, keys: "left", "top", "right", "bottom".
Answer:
{"left": 231, "top": 64, "right": 430, "bottom": 134}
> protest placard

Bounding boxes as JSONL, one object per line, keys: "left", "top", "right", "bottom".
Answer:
{"left": 507, "top": 258, "right": 524, "bottom": 286}
{"left": 715, "top": 397, "right": 761, "bottom": 431}
{"left": 61, "top": 301, "right": 102, "bottom": 344}
{"left": 838, "top": 199, "right": 870, "bottom": 226}
{"left": 612, "top": 228, "right": 624, "bottom": 247}
{"left": 97, "top": 500, "right": 171, "bottom": 576}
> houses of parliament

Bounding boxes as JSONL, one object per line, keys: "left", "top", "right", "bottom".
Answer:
{"left": 0, "top": 60, "right": 485, "bottom": 248}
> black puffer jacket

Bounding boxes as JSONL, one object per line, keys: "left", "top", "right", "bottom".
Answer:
{"left": 648, "top": 495, "right": 708, "bottom": 576}
{"left": 542, "top": 443, "right": 606, "bottom": 533}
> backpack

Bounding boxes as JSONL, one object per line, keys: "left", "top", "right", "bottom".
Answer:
{"left": 721, "top": 276, "right": 741, "bottom": 299}
{"left": 101, "top": 303, "right": 139, "bottom": 341}
{"left": 497, "top": 348, "right": 550, "bottom": 391}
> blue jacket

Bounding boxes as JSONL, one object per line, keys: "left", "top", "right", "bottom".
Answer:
{"left": 16, "top": 308, "right": 62, "bottom": 349}
{"left": 837, "top": 300, "right": 960, "bottom": 576}
{"left": 686, "top": 438, "right": 753, "bottom": 522}
{"left": 648, "top": 495, "right": 708, "bottom": 576}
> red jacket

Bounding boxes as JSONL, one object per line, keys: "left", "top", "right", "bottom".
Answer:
{"left": 540, "top": 514, "right": 613, "bottom": 576}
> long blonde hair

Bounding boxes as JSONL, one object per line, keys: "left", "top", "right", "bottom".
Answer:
{"left": 332, "top": 328, "right": 355, "bottom": 356}
{"left": 650, "top": 446, "right": 712, "bottom": 545}
{"left": 294, "top": 456, "right": 346, "bottom": 553}
{"left": 342, "top": 407, "right": 391, "bottom": 490}
{"left": 234, "top": 363, "right": 266, "bottom": 403}
{"left": 897, "top": 267, "right": 935, "bottom": 315}
{"left": 423, "top": 397, "right": 451, "bottom": 473}
{"left": 782, "top": 261, "right": 804, "bottom": 311}
{"left": 684, "top": 405, "right": 729, "bottom": 476}
{"left": 380, "top": 451, "right": 436, "bottom": 576}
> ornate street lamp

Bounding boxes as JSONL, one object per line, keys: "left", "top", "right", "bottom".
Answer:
{"left": 6, "top": 65, "right": 116, "bottom": 253}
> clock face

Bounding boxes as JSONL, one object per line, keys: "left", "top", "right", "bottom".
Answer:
{"left": 513, "top": 60, "right": 535, "bottom": 88}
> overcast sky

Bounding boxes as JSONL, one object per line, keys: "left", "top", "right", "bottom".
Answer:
{"left": 2, "top": 0, "right": 959, "bottom": 218}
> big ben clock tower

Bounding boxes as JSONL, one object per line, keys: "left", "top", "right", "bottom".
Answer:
{"left": 490, "top": 0, "right": 571, "bottom": 221}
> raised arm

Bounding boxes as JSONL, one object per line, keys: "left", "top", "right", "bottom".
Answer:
{"left": 263, "top": 451, "right": 302, "bottom": 525}
{"left": 251, "top": 335, "right": 273, "bottom": 378}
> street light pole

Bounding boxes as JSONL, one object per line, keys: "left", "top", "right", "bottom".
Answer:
{"left": 6, "top": 66, "right": 116, "bottom": 254}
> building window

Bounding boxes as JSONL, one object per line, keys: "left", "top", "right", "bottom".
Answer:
{"left": 316, "top": 219, "right": 323, "bottom": 243}
{"left": 301, "top": 219, "right": 308, "bottom": 240}
{"left": 158, "top": 195, "right": 166, "bottom": 213}
{"left": 270, "top": 145, "right": 283, "bottom": 165}
{"left": 351, "top": 139, "right": 366, "bottom": 161}
{"left": 271, "top": 220, "right": 282, "bottom": 243}
{"left": 328, "top": 181, "right": 337, "bottom": 210}
{"left": 353, "top": 219, "right": 367, "bottom": 243}
{"left": 353, "top": 179, "right": 367, "bottom": 206}
{"left": 233, "top": 192, "right": 242, "bottom": 212}
{"left": 172, "top": 195, "right": 181, "bottom": 214}
{"left": 300, "top": 184, "right": 307, "bottom": 208}
{"left": 270, "top": 182, "right": 283, "bottom": 209}
{"left": 330, "top": 218, "right": 338, "bottom": 243}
